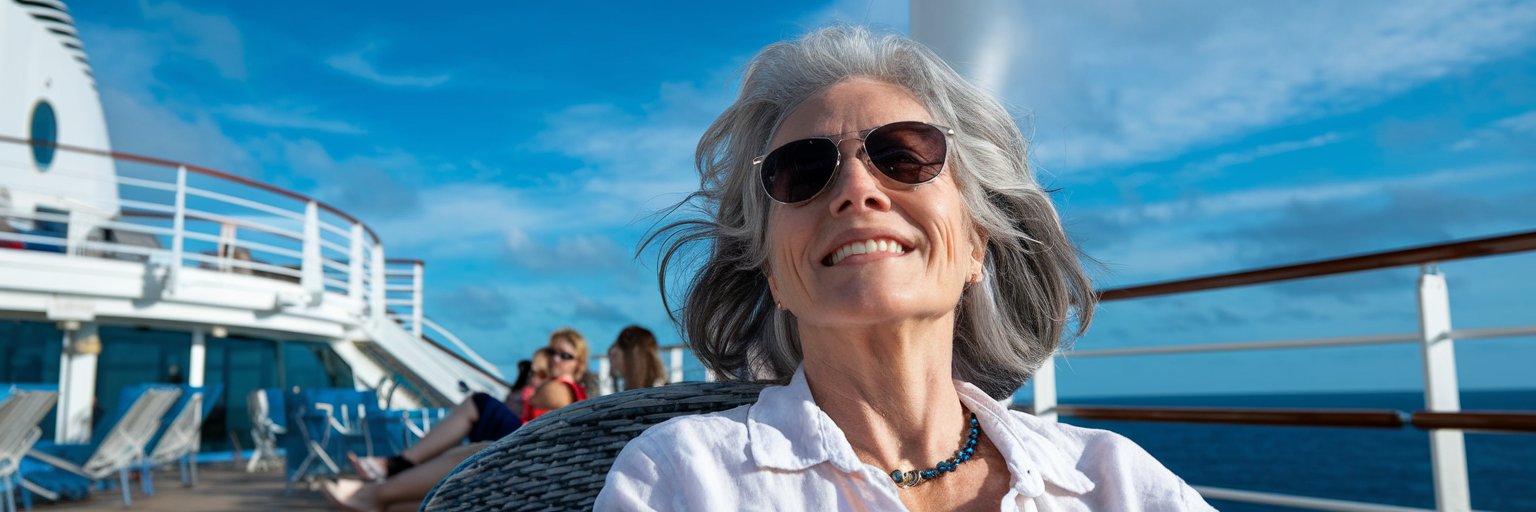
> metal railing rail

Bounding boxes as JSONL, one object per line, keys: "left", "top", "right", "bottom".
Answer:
{"left": 420, "top": 317, "right": 506, "bottom": 381}
{"left": 1024, "top": 229, "right": 1536, "bottom": 511}
{"left": 0, "top": 137, "right": 495, "bottom": 403}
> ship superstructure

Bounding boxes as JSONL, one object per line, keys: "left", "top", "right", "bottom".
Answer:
{"left": 0, "top": 0, "right": 505, "bottom": 449}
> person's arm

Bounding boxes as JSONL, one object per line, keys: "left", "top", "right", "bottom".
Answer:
{"left": 528, "top": 379, "right": 576, "bottom": 410}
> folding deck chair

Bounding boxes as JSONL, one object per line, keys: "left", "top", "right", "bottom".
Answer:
{"left": 283, "top": 388, "right": 380, "bottom": 492}
{"left": 139, "top": 384, "right": 222, "bottom": 493}
{"left": 245, "top": 388, "right": 286, "bottom": 473}
{"left": 0, "top": 385, "right": 59, "bottom": 512}
{"left": 24, "top": 386, "right": 180, "bottom": 507}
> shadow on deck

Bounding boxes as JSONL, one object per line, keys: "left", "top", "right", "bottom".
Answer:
{"left": 30, "top": 462, "right": 332, "bottom": 511}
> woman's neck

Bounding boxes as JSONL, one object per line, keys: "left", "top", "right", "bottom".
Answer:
{"left": 799, "top": 314, "right": 968, "bottom": 471}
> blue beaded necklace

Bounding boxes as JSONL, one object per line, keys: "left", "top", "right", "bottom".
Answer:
{"left": 889, "top": 412, "right": 980, "bottom": 488}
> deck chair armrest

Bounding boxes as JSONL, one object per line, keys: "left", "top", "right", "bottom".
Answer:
{"left": 19, "top": 476, "right": 61, "bottom": 501}
{"left": 24, "top": 448, "right": 93, "bottom": 479}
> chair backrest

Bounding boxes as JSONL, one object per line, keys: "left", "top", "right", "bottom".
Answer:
{"left": 0, "top": 386, "right": 59, "bottom": 478}
{"left": 248, "top": 388, "right": 286, "bottom": 433}
{"left": 283, "top": 387, "right": 378, "bottom": 480}
{"left": 81, "top": 386, "right": 180, "bottom": 478}
{"left": 148, "top": 384, "right": 223, "bottom": 464}
{"left": 421, "top": 381, "right": 767, "bottom": 512}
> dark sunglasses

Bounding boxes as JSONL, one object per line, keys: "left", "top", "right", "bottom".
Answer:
{"left": 553, "top": 351, "right": 577, "bottom": 361}
{"left": 754, "top": 121, "right": 954, "bottom": 204}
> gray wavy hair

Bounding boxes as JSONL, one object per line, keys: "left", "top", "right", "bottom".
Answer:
{"left": 645, "top": 26, "right": 1095, "bottom": 399}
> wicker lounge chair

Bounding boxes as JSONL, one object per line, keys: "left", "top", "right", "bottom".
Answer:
{"left": 421, "top": 381, "right": 767, "bottom": 511}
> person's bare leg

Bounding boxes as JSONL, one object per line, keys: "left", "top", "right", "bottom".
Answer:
{"left": 367, "top": 443, "right": 490, "bottom": 510}
{"left": 353, "top": 396, "right": 482, "bottom": 479}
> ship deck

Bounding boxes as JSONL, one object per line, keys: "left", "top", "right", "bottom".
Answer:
{"left": 32, "top": 462, "right": 333, "bottom": 511}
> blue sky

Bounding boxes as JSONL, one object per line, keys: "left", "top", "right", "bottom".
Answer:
{"left": 69, "top": 1, "right": 1536, "bottom": 398}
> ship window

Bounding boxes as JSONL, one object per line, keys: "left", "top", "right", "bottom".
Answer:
{"left": 30, "top": 100, "right": 58, "bottom": 171}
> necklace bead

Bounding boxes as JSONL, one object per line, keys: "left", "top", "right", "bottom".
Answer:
{"left": 888, "top": 412, "right": 980, "bottom": 488}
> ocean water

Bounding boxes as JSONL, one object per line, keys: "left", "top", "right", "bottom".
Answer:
{"left": 1050, "top": 390, "right": 1536, "bottom": 511}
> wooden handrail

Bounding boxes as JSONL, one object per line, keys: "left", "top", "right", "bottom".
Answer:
{"left": 1050, "top": 404, "right": 1406, "bottom": 428}
{"left": 1099, "top": 230, "right": 1536, "bottom": 301}
{"left": 0, "top": 135, "right": 381, "bottom": 243}
{"left": 1410, "top": 411, "right": 1536, "bottom": 433}
{"left": 1042, "top": 404, "right": 1536, "bottom": 433}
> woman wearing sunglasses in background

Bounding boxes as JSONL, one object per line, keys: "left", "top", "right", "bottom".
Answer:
{"left": 597, "top": 27, "right": 1213, "bottom": 511}
{"left": 524, "top": 327, "right": 591, "bottom": 421}
{"left": 327, "top": 330, "right": 591, "bottom": 511}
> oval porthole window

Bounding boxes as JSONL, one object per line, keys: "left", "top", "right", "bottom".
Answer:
{"left": 30, "top": 100, "right": 58, "bottom": 171}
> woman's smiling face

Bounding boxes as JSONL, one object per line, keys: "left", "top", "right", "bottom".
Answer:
{"left": 764, "top": 78, "right": 986, "bottom": 330}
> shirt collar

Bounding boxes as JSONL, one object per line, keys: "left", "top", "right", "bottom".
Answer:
{"left": 956, "top": 380, "right": 1095, "bottom": 496}
{"left": 746, "top": 365, "right": 1095, "bottom": 496}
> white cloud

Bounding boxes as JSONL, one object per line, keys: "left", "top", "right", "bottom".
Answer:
{"left": 983, "top": 1, "right": 1536, "bottom": 174}
{"left": 326, "top": 47, "right": 451, "bottom": 88}
{"left": 1106, "top": 164, "right": 1519, "bottom": 225}
{"left": 1177, "top": 132, "right": 1348, "bottom": 180}
{"left": 97, "top": 88, "right": 257, "bottom": 175}
{"left": 137, "top": 0, "right": 247, "bottom": 80}
{"left": 1451, "top": 109, "right": 1536, "bottom": 151}
{"left": 218, "top": 105, "right": 366, "bottom": 135}
{"left": 530, "top": 81, "right": 731, "bottom": 222}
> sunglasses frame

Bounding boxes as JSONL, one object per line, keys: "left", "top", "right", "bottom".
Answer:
{"left": 753, "top": 120, "right": 955, "bottom": 205}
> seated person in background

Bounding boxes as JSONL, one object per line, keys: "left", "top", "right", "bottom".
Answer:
{"left": 500, "top": 355, "right": 542, "bottom": 415}
{"left": 325, "top": 330, "right": 589, "bottom": 511}
{"left": 597, "top": 27, "right": 1213, "bottom": 510}
{"left": 608, "top": 325, "right": 668, "bottom": 391}
{"left": 347, "top": 348, "right": 551, "bottom": 482}
{"left": 522, "top": 327, "right": 591, "bottom": 421}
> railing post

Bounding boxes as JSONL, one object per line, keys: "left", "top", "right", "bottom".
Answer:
{"left": 411, "top": 262, "right": 424, "bottom": 338}
{"left": 1418, "top": 265, "right": 1470, "bottom": 511}
{"left": 168, "top": 165, "right": 187, "bottom": 289}
{"left": 669, "top": 347, "right": 684, "bottom": 383}
{"left": 348, "top": 224, "right": 365, "bottom": 306}
{"left": 597, "top": 357, "right": 613, "bottom": 396}
{"left": 301, "top": 201, "right": 322, "bottom": 302}
{"left": 1032, "top": 354, "right": 1058, "bottom": 421}
{"left": 370, "top": 243, "right": 385, "bottom": 321}
{"left": 189, "top": 329, "right": 206, "bottom": 387}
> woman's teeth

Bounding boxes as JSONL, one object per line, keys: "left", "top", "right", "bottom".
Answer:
{"left": 829, "top": 239, "right": 906, "bottom": 265}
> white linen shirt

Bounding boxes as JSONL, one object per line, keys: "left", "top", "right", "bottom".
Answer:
{"left": 596, "top": 368, "right": 1215, "bottom": 511}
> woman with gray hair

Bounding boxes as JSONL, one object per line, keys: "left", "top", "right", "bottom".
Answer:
{"left": 598, "top": 26, "right": 1212, "bottom": 510}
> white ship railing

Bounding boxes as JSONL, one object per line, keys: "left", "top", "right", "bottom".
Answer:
{"left": 0, "top": 135, "right": 505, "bottom": 393}
{"left": 614, "top": 230, "right": 1536, "bottom": 511}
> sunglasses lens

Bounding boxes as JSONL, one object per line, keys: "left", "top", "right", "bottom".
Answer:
{"left": 865, "top": 122, "right": 947, "bottom": 184}
{"left": 761, "top": 138, "right": 838, "bottom": 203}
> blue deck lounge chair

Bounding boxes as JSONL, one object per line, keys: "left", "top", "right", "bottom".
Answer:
{"left": 283, "top": 387, "right": 382, "bottom": 492}
{"left": 24, "top": 385, "right": 180, "bottom": 507}
{"left": 0, "top": 385, "right": 59, "bottom": 512}
{"left": 139, "top": 384, "right": 222, "bottom": 493}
